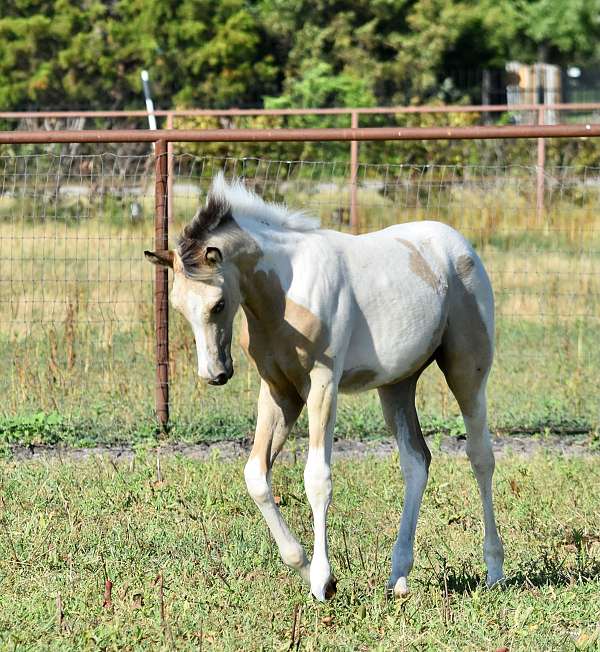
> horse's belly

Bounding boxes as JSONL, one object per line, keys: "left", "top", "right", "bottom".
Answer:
{"left": 339, "top": 292, "right": 447, "bottom": 393}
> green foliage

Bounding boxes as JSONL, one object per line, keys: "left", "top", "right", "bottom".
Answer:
{"left": 0, "top": 411, "right": 75, "bottom": 446}
{"left": 516, "top": 0, "right": 600, "bottom": 61}
{"left": 0, "top": 0, "right": 278, "bottom": 110}
{"left": 1, "top": 1, "right": 599, "bottom": 113}
{"left": 265, "top": 62, "right": 376, "bottom": 111}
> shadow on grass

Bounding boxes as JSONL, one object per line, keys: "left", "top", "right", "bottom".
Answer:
{"left": 424, "top": 548, "right": 600, "bottom": 596}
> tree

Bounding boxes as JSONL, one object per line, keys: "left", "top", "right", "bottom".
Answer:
{"left": 0, "top": 0, "right": 279, "bottom": 110}
{"left": 1, "top": 0, "right": 600, "bottom": 114}
{"left": 515, "top": 0, "right": 600, "bottom": 63}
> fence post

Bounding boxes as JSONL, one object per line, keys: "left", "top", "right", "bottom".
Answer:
{"left": 166, "top": 112, "right": 174, "bottom": 226}
{"left": 536, "top": 106, "right": 545, "bottom": 223}
{"left": 350, "top": 111, "right": 359, "bottom": 233}
{"left": 154, "top": 139, "right": 169, "bottom": 431}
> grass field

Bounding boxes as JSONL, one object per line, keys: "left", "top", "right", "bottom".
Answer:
{"left": 0, "top": 451, "right": 599, "bottom": 650}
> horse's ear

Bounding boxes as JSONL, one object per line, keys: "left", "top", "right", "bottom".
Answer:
{"left": 204, "top": 246, "right": 222, "bottom": 266}
{"left": 144, "top": 249, "right": 174, "bottom": 268}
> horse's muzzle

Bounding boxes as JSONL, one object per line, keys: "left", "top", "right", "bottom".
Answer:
{"left": 208, "top": 373, "right": 229, "bottom": 386}
{"left": 207, "top": 364, "right": 234, "bottom": 386}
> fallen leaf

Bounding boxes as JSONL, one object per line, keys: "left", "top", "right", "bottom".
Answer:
{"left": 132, "top": 593, "right": 144, "bottom": 609}
{"left": 509, "top": 479, "right": 521, "bottom": 496}
{"left": 575, "top": 629, "right": 599, "bottom": 649}
{"left": 321, "top": 616, "right": 334, "bottom": 626}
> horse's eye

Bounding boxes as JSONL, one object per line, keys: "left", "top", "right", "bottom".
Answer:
{"left": 211, "top": 300, "right": 225, "bottom": 314}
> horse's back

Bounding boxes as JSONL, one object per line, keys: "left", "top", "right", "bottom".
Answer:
{"left": 345, "top": 220, "right": 493, "bottom": 328}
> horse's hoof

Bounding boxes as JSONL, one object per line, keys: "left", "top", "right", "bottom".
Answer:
{"left": 324, "top": 576, "right": 337, "bottom": 600}
{"left": 486, "top": 573, "right": 505, "bottom": 589}
{"left": 310, "top": 575, "right": 337, "bottom": 601}
{"left": 392, "top": 576, "right": 409, "bottom": 598}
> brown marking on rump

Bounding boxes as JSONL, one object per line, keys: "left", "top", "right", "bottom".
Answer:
{"left": 456, "top": 254, "right": 475, "bottom": 281}
{"left": 240, "top": 268, "right": 331, "bottom": 398}
{"left": 395, "top": 238, "right": 441, "bottom": 293}
{"left": 339, "top": 367, "right": 378, "bottom": 391}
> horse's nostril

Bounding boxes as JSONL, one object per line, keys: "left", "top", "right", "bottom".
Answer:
{"left": 208, "top": 373, "right": 228, "bottom": 386}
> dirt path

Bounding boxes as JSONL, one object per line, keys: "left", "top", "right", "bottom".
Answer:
{"left": 8, "top": 433, "right": 598, "bottom": 463}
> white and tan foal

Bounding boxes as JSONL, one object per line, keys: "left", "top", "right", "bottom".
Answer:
{"left": 145, "top": 174, "right": 504, "bottom": 601}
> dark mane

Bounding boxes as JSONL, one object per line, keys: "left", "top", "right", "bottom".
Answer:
{"left": 177, "top": 194, "right": 232, "bottom": 275}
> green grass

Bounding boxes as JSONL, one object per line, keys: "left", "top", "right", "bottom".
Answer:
{"left": 0, "top": 451, "right": 599, "bottom": 649}
{"left": 1, "top": 313, "right": 596, "bottom": 450}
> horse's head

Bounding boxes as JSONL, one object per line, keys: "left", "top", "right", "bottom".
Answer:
{"left": 145, "top": 194, "right": 243, "bottom": 386}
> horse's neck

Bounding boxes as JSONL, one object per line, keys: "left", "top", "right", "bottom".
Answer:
{"left": 236, "top": 226, "right": 300, "bottom": 326}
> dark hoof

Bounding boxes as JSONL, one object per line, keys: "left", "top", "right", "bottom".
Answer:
{"left": 324, "top": 576, "right": 337, "bottom": 600}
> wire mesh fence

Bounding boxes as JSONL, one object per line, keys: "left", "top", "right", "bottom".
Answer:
{"left": 0, "top": 151, "right": 598, "bottom": 444}
{"left": 0, "top": 153, "right": 156, "bottom": 443}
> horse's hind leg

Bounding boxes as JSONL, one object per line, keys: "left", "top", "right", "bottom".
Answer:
{"left": 461, "top": 386, "right": 504, "bottom": 586}
{"left": 378, "top": 375, "right": 431, "bottom": 597}
{"left": 437, "top": 265, "right": 504, "bottom": 586}
{"left": 442, "top": 371, "right": 504, "bottom": 586}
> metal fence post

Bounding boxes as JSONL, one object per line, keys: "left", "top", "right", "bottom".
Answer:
{"left": 536, "top": 106, "right": 545, "bottom": 223}
{"left": 154, "top": 139, "right": 169, "bottom": 431}
{"left": 166, "top": 112, "right": 174, "bottom": 226}
{"left": 350, "top": 111, "right": 359, "bottom": 233}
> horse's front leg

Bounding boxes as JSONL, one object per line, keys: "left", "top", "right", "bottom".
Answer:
{"left": 244, "top": 380, "right": 310, "bottom": 582}
{"left": 304, "top": 366, "right": 337, "bottom": 601}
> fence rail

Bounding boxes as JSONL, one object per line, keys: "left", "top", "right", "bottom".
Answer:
{"left": 4, "top": 123, "right": 599, "bottom": 234}
{"left": 1, "top": 125, "right": 598, "bottom": 436}
{"left": 1, "top": 124, "right": 600, "bottom": 143}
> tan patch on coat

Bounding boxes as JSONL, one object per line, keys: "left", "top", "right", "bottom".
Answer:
{"left": 173, "top": 252, "right": 184, "bottom": 274}
{"left": 456, "top": 254, "right": 475, "bottom": 281}
{"left": 240, "top": 268, "right": 331, "bottom": 397}
{"left": 396, "top": 238, "right": 441, "bottom": 293}
{"left": 239, "top": 312, "right": 250, "bottom": 352}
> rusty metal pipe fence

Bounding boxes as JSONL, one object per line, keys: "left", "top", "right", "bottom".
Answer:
{"left": 5, "top": 102, "right": 600, "bottom": 230}
{"left": 0, "top": 124, "right": 599, "bottom": 436}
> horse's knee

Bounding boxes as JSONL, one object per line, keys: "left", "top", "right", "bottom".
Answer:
{"left": 304, "top": 453, "right": 332, "bottom": 508}
{"left": 280, "top": 543, "right": 307, "bottom": 570}
{"left": 466, "top": 439, "right": 495, "bottom": 476}
{"left": 399, "top": 452, "right": 429, "bottom": 490}
{"left": 397, "top": 424, "right": 430, "bottom": 485}
{"left": 244, "top": 457, "right": 270, "bottom": 504}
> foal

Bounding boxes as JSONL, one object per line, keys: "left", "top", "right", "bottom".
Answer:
{"left": 145, "top": 174, "right": 504, "bottom": 600}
